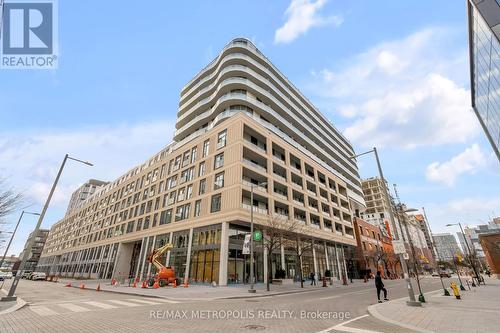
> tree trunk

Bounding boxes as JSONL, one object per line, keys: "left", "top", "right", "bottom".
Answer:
{"left": 299, "top": 254, "right": 304, "bottom": 288}
{"left": 266, "top": 252, "right": 272, "bottom": 291}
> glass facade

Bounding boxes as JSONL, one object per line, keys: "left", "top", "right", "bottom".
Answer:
{"left": 470, "top": 2, "right": 500, "bottom": 159}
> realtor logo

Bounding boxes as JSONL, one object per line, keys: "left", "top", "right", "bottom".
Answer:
{"left": 1, "top": 0, "right": 58, "bottom": 69}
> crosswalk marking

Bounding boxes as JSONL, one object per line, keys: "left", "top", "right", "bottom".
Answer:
{"left": 125, "top": 298, "right": 161, "bottom": 305}
{"left": 107, "top": 299, "right": 141, "bottom": 307}
{"left": 57, "top": 303, "right": 91, "bottom": 312}
{"left": 83, "top": 301, "right": 118, "bottom": 309}
{"left": 154, "top": 298, "right": 180, "bottom": 304}
{"left": 30, "top": 306, "right": 58, "bottom": 317}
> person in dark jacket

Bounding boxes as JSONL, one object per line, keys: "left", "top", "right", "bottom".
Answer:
{"left": 310, "top": 271, "right": 316, "bottom": 285}
{"left": 375, "top": 271, "right": 388, "bottom": 303}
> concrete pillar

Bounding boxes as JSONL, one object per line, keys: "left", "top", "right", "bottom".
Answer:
{"left": 146, "top": 235, "right": 156, "bottom": 276}
{"left": 135, "top": 237, "right": 147, "bottom": 279}
{"left": 165, "top": 232, "right": 173, "bottom": 266}
{"left": 218, "top": 222, "right": 229, "bottom": 286}
{"left": 342, "top": 246, "right": 348, "bottom": 281}
{"left": 264, "top": 238, "right": 269, "bottom": 285}
{"left": 324, "top": 242, "right": 330, "bottom": 271}
{"left": 312, "top": 239, "right": 318, "bottom": 281}
{"left": 335, "top": 244, "right": 342, "bottom": 281}
{"left": 184, "top": 228, "right": 194, "bottom": 282}
{"left": 138, "top": 236, "right": 150, "bottom": 279}
{"left": 280, "top": 244, "right": 285, "bottom": 270}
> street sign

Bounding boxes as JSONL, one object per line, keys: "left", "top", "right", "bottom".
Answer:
{"left": 392, "top": 240, "right": 406, "bottom": 254}
{"left": 253, "top": 230, "right": 262, "bottom": 241}
{"left": 242, "top": 234, "right": 251, "bottom": 254}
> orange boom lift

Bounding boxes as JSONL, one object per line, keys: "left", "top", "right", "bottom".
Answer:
{"left": 146, "top": 243, "right": 179, "bottom": 287}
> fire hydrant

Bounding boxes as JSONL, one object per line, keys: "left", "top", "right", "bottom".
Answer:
{"left": 450, "top": 282, "right": 461, "bottom": 299}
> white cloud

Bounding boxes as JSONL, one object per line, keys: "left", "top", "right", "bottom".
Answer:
{"left": 426, "top": 144, "right": 487, "bottom": 186}
{"left": 307, "top": 27, "right": 479, "bottom": 148}
{"left": 0, "top": 120, "right": 175, "bottom": 209}
{"left": 275, "top": 0, "right": 342, "bottom": 44}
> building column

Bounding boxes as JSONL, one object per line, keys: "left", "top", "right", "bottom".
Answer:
{"left": 335, "top": 244, "right": 342, "bottom": 281}
{"left": 280, "top": 244, "right": 285, "bottom": 270}
{"left": 135, "top": 237, "right": 147, "bottom": 279}
{"left": 165, "top": 232, "right": 173, "bottom": 266}
{"left": 263, "top": 231, "right": 269, "bottom": 285}
{"left": 324, "top": 242, "right": 330, "bottom": 271}
{"left": 184, "top": 228, "right": 194, "bottom": 283}
{"left": 312, "top": 239, "right": 318, "bottom": 282}
{"left": 138, "top": 236, "right": 150, "bottom": 279}
{"left": 342, "top": 246, "right": 348, "bottom": 282}
{"left": 146, "top": 235, "right": 157, "bottom": 277}
{"left": 218, "top": 222, "right": 229, "bottom": 286}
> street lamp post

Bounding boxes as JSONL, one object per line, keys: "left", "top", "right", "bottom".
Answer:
{"left": 421, "top": 207, "right": 450, "bottom": 296}
{"left": 1, "top": 154, "right": 92, "bottom": 302}
{"left": 350, "top": 147, "right": 420, "bottom": 306}
{"left": 397, "top": 206, "right": 425, "bottom": 303}
{"left": 446, "top": 222, "right": 481, "bottom": 287}
{"left": 0, "top": 211, "right": 40, "bottom": 271}
{"left": 248, "top": 181, "right": 267, "bottom": 293}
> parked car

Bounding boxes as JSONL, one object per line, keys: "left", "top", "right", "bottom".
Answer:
{"left": 3, "top": 271, "right": 13, "bottom": 279}
{"left": 30, "top": 272, "right": 46, "bottom": 281}
{"left": 0, "top": 272, "right": 5, "bottom": 281}
{"left": 440, "top": 272, "right": 451, "bottom": 278}
{"left": 21, "top": 272, "right": 32, "bottom": 279}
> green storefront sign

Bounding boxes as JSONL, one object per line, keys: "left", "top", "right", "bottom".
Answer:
{"left": 253, "top": 230, "right": 262, "bottom": 241}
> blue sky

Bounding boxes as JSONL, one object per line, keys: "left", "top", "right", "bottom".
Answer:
{"left": 1, "top": 0, "right": 499, "bottom": 256}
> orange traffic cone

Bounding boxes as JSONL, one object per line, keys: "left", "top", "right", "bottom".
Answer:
{"left": 132, "top": 281, "right": 137, "bottom": 288}
{"left": 111, "top": 278, "right": 116, "bottom": 286}
{"left": 64, "top": 282, "right": 72, "bottom": 287}
{"left": 141, "top": 280, "right": 147, "bottom": 289}
{"left": 96, "top": 283, "right": 101, "bottom": 292}
{"left": 173, "top": 279, "right": 177, "bottom": 288}
{"left": 80, "top": 283, "right": 85, "bottom": 289}
{"left": 153, "top": 281, "right": 159, "bottom": 289}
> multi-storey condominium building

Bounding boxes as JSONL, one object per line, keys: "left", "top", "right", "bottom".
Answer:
{"left": 467, "top": 0, "right": 500, "bottom": 160}
{"left": 19, "top": 229, "right": 49, "bottom": 272}
{"left": 65, "top": 179, "right": 108, "bottom": 217}
{"left": 38, "top": 38, "right": 362, "bottom": 286}
{"left": 433, "top": 233, "right": 462, "bottom": 262}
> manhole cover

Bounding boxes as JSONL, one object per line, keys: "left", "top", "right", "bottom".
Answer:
{"left": 243, "top": 324, "right": 266, "bottom": 330}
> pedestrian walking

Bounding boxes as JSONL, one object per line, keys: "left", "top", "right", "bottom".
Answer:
{"left": 375, "top": 271, "right": 388, "bottom": 303}
{"left": 310, "top": 272, "right": 316, "bottom": 285}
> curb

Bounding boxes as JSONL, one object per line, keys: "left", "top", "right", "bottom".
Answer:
{"left": 367, "top": 289, "right": 442, "bottom": 333}
{"left": 0, "top": 289, "right": 28, "bottom": 315}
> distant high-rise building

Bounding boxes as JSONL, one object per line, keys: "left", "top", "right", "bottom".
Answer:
{"left": 433, "top": 233, "right": 462, "bottom": 262}
{"left": 19, "top": 229, "right": 49, "bottom": 272}
{"left": 65, "top": 179, "right": 108, "bottom": 216}
{"left": 467, "top": 0, "right": 500, "bottom": 160}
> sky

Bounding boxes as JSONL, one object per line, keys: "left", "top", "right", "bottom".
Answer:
{"left": 1, "top": 0, "right": 499, "bottom": 256}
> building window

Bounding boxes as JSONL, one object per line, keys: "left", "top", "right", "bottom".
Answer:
{"left": 194, "top": 200, "right": 201, "bottom": 217}
{"left": 198, "top": 162, "right": 206, "bottom": 177}
{"left": 191, "top": 147, "right": 198, "bottom": 163}
{"left": 203, "top": 140, "right": 210, "bottom": 157}
{"left": 217, "top": 130, "right": 227, "bottom": 149}
{"left": 214, "top": 153, "right": 224, "bottom": 169}
{"left": 199, "top": 179, "right": 206, "bottom": 195}
{"left": 175, "top": 204, "right": 191, "bottom": 221}
{"left": 214, "top": 172, "right": 224, "bottom": 190}
{"left": 186, "top": 185, "right": 193, "bottom": 200}
{"left": 159, "top": 209, "right": 172, "bottom": 225}
{"left": 211, "top": 194, "right": 222, "bottom": 213}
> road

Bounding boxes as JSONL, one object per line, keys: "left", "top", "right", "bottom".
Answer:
{"left": 0, "top": 277, "right": 449, "bottom": 333}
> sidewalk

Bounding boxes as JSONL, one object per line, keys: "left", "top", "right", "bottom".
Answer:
{"left": 0, "top": 287, "right": 27, "bottom": 315}
{"left": 368, "top": 277, "right": 500, "bottom": 333}
{"left": 56, "top": 278, "right": 359, "bottom": 300}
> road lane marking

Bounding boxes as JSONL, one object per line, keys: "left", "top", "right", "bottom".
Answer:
{"left": 319, "top": 289, "right": 371, "bottom": 300}
{"left": 57, "top": 303, "right": 91, "bottom": 312}
{"left": 30, "top": 306, "right": 58, "bottom": 317}
{"left": 125, "top": 298, "right": 161, "bottom": 305}
{"left": 316, "top": 314, "right": 383, "bottom": 333}
{"left": 107, "top": 300, "right": 141, "bottom": 307}
{"left": 83, "top": 301, "right": 118, "bottom": 309}
{"left": 145, "top": 298, "right": 180, "bottom": 304}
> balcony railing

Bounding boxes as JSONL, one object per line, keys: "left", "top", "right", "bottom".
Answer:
{"left": 241, "top": 203, "right": 268, "bottom": 215}
{"left": 243, "top": 159, "right": 267, "bottom": 172}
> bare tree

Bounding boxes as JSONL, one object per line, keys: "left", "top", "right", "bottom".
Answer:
{"left": 260, "top": 215, "right": 302, "bottom": 291}
{"left": 0, "top": 178, "right": 23, "bottom": 235}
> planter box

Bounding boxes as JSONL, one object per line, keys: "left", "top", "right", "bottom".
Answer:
{"left": 272, "top": 278, "right": 294, "bottom": 285}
